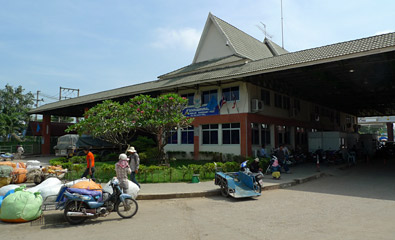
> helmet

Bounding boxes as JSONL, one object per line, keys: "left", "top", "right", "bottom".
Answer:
{"left": 119, "top": 153, "right": 128, "bottom": 160}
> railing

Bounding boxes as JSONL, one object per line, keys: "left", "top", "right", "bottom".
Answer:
{"left": 0, "top": 144, "right": 38, "bottom": 154}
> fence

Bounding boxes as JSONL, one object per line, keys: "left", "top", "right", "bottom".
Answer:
{"left": 0, "top": 144, "right": 40, "bottom": 155}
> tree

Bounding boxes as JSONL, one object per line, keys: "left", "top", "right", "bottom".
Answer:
{"left": 66, "top": 100, "right": 138, "bottom": 148}
{"left": 128, "top": 93, "right": 194, "bottom": 163}
{"left": 0, "top": 84, "right": 34, "bottom": 141}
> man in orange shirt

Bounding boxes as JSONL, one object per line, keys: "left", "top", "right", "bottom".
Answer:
{"left": 81, "top": 146, "right": 95, "bottom": 181}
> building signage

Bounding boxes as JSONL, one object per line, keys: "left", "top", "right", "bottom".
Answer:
{"left": 183, "top": 106, "right": 219, "bottom": 117}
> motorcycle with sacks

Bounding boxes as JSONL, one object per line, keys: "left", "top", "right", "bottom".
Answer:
{"left": 56, "top": 177, "right": 138, "bottom": 225}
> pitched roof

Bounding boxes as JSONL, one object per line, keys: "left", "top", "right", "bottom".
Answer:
{"left": 192, "top": 13, "right": 287, "bottom": 64}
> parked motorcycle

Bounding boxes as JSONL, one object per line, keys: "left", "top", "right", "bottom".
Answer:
{"left": 58, "top": 177, "right": 138, "bottom": 225}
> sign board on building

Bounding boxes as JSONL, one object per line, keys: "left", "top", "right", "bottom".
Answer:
{"left": 183, "top": 106, "right": 219, "bottom": 117}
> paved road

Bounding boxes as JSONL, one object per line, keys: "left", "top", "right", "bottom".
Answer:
{"left": 1, "top": 162, "right": 394, "bottom": 240}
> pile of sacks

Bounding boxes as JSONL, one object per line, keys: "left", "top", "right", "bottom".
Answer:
{"left": 0, "top": 162, "right": 27, "bottom": 187}
{"left": 0, "top": 177, "right": 140, "bottom": 223}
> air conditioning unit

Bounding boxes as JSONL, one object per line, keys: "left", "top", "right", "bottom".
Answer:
{"left": 251, "top": 99, "right": 264, "bottom": 112}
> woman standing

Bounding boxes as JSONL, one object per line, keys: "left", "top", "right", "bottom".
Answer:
{"left": 115, "top": 153, "right": 132, "bottom": 193}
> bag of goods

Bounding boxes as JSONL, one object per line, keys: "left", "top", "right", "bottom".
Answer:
{"left": 27, "top": 177, "right": 63, "bottom": 200}
{"left": 11, "top": 168, "right": 27, "bottom": 184}
{"left": 0, "top": 185, "right": 43, "bottom": 223}
{"left": 272, "top": 171, "right": 281, "bottom": 179}
{"left": 71, "top": 179, "right": 102, "bottom": 191}
{"left": 26, "top": 160, "right": 41, "bottom": 171}
{"left": 0, "top": 184, "right": 19, "bottom": 196}
{"left": 0, "top": 165, "right": 13, "bottom": 187}
{"left": 103, "top": 179, "right": 140, "bottom": 199}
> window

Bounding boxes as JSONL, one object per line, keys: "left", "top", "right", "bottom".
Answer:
{"left": 202, "top": 124, "right": 218, "bottom": 144}
{"left": 274, "top": 94, "right": 282, "bottom": 108}
{"left": 283, "top": 96, "right": 290, "bottom": 110}
{"left": 296, "top": 127, "right": 306, "bottom": 145}
{"left": 222, "top": 86, "right": 239, "bottom": 101}
{"left": 222, "top": 123, "right": 240, "bottom": 144}
{"left": 277, "top": 125, "right": 290, "bottom": 145}
{"left": 251, "top": 123, "right": 259, "bottom": 145}
{"left": 202, "top": 90, "right": 218, "bottom": 105}
{"left": 167, "top": 130, "right": 178, "bottom": 144}
{"left": 261, "top": 124, "right": 271, "bottom": 145}
{"left": 181, "top": 126, "right": 194, "bottom": 144}
{"left": 181, "top": 93, "right": 194, "bottom": 106}
{"left": 261, "top": 89, "right": 270, "bottom": 106}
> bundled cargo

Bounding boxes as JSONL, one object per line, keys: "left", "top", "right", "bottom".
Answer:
{"left": 0, "top": 165, "right": 13, "bottom": 187}
{"left": 0, "top": 162, "right": 27, "bottom": 184}
{"left": 0, "top": 185, "right": 43, "bottom": 223}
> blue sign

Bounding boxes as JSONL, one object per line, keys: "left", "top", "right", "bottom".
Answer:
{"left": 183, "top": 106, "right": 219, "bottom": 117}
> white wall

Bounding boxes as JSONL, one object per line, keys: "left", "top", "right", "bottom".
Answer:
{"left": 195, "top": 23, "right": 233, "bottom": 63}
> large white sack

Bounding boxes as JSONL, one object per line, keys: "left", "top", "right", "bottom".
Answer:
{"left": 103, "top": 179, "right": 140, "bottom": 199}
{"left": 0, "top": 184, "right": 19, "bottom": 196}
{"left": 26, "top": 160, "right": 41, "bottom": 167}
{"left": 27, "top": 177, "right": 63, "bottom": 200}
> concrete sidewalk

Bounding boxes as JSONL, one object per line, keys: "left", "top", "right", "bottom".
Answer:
{"left": 136, "top": 163, "right": 343, "bottom": 200}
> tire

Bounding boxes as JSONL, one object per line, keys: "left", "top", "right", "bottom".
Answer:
{"left": 254, "top": 182, "right": 262, "bottom": 193}
{"left": 116, "top": 198, "right": 138, "bottom": 218}
{"left": 64, "top": 201, "right": 87, "bottom": 225}
{"left": 220, "top": 180, "right": 229, "bottom": 197}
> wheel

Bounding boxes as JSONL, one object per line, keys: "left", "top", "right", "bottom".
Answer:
{"left": 220, "top": 180, "right": 229, "bottom": 197}
{"left": 253, "top": 182, "right": 262, "bottom": 193}
{"left": 64, "top": 201, "right": 87, "bottom": 225}
{"left": 116, "top": 198, "right": 138, "bottom": 218}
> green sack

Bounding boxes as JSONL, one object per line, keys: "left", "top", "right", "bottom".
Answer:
{"left": 0, "top": 165, "right": 13, "bottom": 178}
{"left": 0, "top": 185, "right": 43, "bottom": 223}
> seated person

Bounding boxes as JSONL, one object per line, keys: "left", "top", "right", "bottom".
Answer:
{"left": 271, "top": 156, "right": 281, "bottom": 173}
{"left": 249, "top": 158, "right": 263, "bottom": 173}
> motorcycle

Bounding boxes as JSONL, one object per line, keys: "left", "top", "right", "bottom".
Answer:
{"left": 57, "top": 177, "right": 138, "bottom": 225}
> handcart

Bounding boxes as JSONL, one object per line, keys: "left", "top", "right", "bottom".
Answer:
{"left": 0, "top": 152, "right": 14, "bottom": 161}
{"left": 214, "top": 168, "right": 262, "bottom": 198}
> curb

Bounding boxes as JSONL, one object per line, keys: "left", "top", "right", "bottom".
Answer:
{"left": 136, "top": 172, "right": 328, "bottom": 200}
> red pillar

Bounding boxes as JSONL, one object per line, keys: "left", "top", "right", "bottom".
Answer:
{"left": 193, "top": 124, "right": 199, "bottom": 160}
{"left": 387, "top": 122, "right": 394, "bottom": 142}
{"left": 41, "top": 114, "right": 51, "bottom": 155}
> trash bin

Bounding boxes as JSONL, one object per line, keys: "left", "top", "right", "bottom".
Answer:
{"left": 191, "top": 174, "right": 200, "bottom": 183}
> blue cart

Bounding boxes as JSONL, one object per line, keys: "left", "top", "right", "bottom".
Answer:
{"left": 214, "top": 170, "right": 263, "bottom": 198}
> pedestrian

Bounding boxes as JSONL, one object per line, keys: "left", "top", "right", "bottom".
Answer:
{"left": 115, "top": 153, "right": 132, "bottom": 193}
{"left": 259, "top": 144, "right": 267, "bottom": 158}
{"left": 81, "top": 146, "right": 95, "bottom": 181}
{"left": 16, "top": 145, "right": 24, "bottom": 160}
{"left": 127, "top": 146, "right": 140, "bottom": 188}
{"left": 276, "top": 145, "right": 290, "bottom": 173}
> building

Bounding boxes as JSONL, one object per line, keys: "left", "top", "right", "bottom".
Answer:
{"left": 29, "top": 13, "right": 395, "bottom": 158}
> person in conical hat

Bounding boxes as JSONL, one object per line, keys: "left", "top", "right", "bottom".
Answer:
{"left": 126, "top": 146, "right": 140, "bottom": 188}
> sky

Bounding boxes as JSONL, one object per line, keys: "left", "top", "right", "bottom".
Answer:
{"left": 1, "top": 0, "right": 394, "bottom": 106}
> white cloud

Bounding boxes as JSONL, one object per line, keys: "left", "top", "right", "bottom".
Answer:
{"left": 151, "top": 27, "right": 201, "bottom": 51}
{"left": 375, "top": 30, "right": 394, "bottom": 35}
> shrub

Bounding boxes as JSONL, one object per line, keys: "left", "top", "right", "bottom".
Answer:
{"left": 101, "top": 153, "right": 118, "bottom": 162}
{"left": 130, "top": 136, "right": 156, "bottom": 153}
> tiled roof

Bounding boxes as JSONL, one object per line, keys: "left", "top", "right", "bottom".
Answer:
{"left": 159, "top": 55, "right": 247, "bottom": 79}
{"left": 211, "top": 14, "right": 277, "bottom": 61}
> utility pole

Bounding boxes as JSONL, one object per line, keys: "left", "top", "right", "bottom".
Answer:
{"left": 59, "top": 87, "right": 80, "bottom": 100}
{"left": 35, "top": 90, "right": 44, "bottom": 121}
{"left": 281, "top": 0, "right": 284, "bottom": 49}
